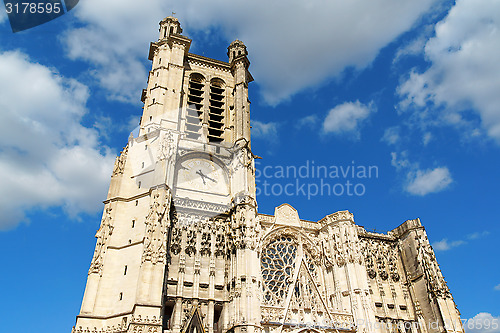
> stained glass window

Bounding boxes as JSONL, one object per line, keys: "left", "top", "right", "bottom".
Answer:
{"left": 261, "top": 236, "right": 297, "bottom": 306}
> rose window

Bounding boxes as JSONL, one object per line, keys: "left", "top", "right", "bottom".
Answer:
{"left": 261, "top": 236, "right": 297, "bottom": 306}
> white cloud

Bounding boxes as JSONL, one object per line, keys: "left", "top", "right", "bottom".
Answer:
{"left": 423, "top": 132, "right": 433, "bottom": 145}
{"left": 93, "top": 115, "right": 113, "bottom": 140}
{"left": 406, "top": 166, "right": 452, "bottom": 195}
{"left": 296, "top": 115, "right": 318, "bottom": 129}
{"left": 467, "top": 231, "right": 490, "bottom": 240}
{"left": 0, "top": 50, "right": 115, "bottom": 230}
{"left": 382, "top": 126, "right": 401, "bottom": 145}
{"left": 61, "top": 0, "right": 440, "bottom": 105}
{"left": 394, "top": 35, "right": 428, "bottom": 62}
{"left": 390, "top": 151, "right": 410, "bottom": 170}
{"left": 432, "top": 238, "right": 466, "bottom": 251}
{"left": 397, "top": 0, "right": 500, "bottom": 143}
{"left": 393, "top": 23, "right": 437, "bottom": 63}
{"left": 389, "top": 151, "right": 453, "bottom": 196}
{"left": 61, "top": 0, "right": 156, "bottom": 103}
{"left": 323, "top": 101, "right": 375, "bottom": 139}
{"left": 464, "top": 313, "right": 500, "bottom": 333}
{"left": 433, "top": 230, "right": 490, "bottom": 251}
{"left": 252, "top": 120, "right": 279, "bottom": 140}
{"left": 494, "top": 284, "right": 500, "bottom": 291}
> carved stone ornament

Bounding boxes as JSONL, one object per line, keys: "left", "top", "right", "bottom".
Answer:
{"left": 416, "top": 234, "right": 451, "bottom": 298}
{"left": 323, "top": 224, "right": 362, "bottom": 267}
{"left": 72, "top": 315, "right": 163, "bottom": 333}
{"left": 200, "top": 224, "right": 212, "bottom": 256}
{"left": 360, "top": 238, "right": 401, "bottom": 282}
{"left": 214, "top": 217, "right": 228, "bottom": 257}
{"left": 323, "top": 233, "right": 346, "bottom": 267}
{"left": 231, "top": 204, "right": 260, "bottom": 250}
{"left": 229, "top": 139, "right": 256, "bottom": 175}
{"left": 173, "top": 197, "right": 230, "bottom": 214}
{"left": 157, "top": 129, "right": 176, "bottom": 161}
{"left": 169, "top": 209, "right": 231, "bottom": 258}
{"left": 89, "top": 206, "right": 114, "bottom": 275}
{"left": 320, "top": 210, "right": 354, "bottom": 227}
{"left": 320, "top": 236, "right": 335, "bottom": 268}
{"left": 185, "top": 229, "right": 196, "bottom": 256}
{"left": 273, "top": 204, "right": 301, "bottom": 228}
{"left": 231, "top": 191, "right": 257, "bottom": 208}
{"left": 142, "top": 187, "right": 172, "bottom": 264}
{"left": 170, "top": 225, "right": 182, "bottom": 255}
{"left": 112, "top": 145, "right": 128, "bottom": 176}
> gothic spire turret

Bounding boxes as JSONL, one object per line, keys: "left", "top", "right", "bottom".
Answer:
{"left": 227, "top": 39, "right": 248, "bottom": 64}
{"left": 159, "top": 15, "right": 182, "bottom": 40}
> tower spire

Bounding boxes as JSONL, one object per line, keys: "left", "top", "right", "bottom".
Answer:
{"left": 159, "top": 15, "right": 182, "bottom": 40}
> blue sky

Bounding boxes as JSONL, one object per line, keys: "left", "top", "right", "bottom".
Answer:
{"left": 0, "top": 0, "right": 499, "bottom": 332}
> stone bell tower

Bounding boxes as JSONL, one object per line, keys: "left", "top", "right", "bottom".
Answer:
{"left": 72, "top": 16, "right": 261, "bottom": 333}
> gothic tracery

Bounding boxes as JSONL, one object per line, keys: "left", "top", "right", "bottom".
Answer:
{"left": 260, "top": 230, "right": 336, "bottom": 329}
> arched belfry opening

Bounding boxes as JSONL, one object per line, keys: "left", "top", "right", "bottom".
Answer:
{"left": 208, "top": 78, "right": 226, "bottom": 143}
{"left": 186, "top": 73, "right": 205, "bottom": 140}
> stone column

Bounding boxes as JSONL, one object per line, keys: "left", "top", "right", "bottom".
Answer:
{"left": 323, "top": 211, "right": 377, "bottom": 333}
{"left": 229, "top": 194, "right": 261, "bottom": 333}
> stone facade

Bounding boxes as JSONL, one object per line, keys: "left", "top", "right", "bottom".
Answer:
{"left": 72, "top": 17, "right": 464, "bottom": 333}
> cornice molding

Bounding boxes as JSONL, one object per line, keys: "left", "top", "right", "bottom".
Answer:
{"left": 187, "top": 53, "right": 231, "bottom": 72}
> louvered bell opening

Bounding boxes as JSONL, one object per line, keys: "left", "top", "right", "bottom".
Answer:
{"left": 208, "top": 80, "right": 225, "bottom": 143}
{"left": 186, "top": 75, "right": 204, "bottom": 141}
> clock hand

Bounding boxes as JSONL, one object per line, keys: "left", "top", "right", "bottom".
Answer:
{"left": 205, "top": 175, "right": 217, "bottom": 183}
{"left": 196, "top": 170, "right": 207, "bottom": 185}
{"left": 196, "top": 170, "right": 217, "bottom": 183}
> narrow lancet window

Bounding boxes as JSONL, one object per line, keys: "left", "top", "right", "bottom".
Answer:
{"left": 186, "top": 73, "right": 205, "bottom": 140}
{"left": 208, "top": 79, "right": 225, "bottom": 143}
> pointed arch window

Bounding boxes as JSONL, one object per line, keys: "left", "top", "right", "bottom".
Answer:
{"left": 261, "top": 235, "right": 297, "bottom": 306}
{"left": 208, "top": 78, "right": 225, "bottom": 143}
{"left": 186, "top": 73, "right": 205, "bottom": 140}
{"left": 185, "top": 74, "right": 226, "bottom": 143}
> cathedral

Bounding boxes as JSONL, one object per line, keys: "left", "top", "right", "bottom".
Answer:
{"left": 71, "top": 17, "right": 464, "bottom": 333}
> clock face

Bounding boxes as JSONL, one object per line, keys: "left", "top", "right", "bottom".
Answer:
{"left": 175, "top": 157, "right": 228, "bottom": 194}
